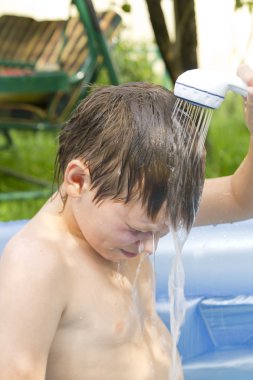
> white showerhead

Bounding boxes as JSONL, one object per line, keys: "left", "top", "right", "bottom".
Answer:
{"left": 174, "top": 69, "right": 248, "bottom": 109}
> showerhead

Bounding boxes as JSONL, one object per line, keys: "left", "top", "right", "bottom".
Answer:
{"left": 174, "top": 69, "right": 248, "bottom": 109}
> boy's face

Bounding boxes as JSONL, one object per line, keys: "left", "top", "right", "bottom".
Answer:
{"left": 71, "top": 188, "right": 169, "bottom": 263}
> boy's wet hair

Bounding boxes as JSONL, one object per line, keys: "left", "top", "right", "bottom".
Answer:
{"left": 55, "top": 82, "right": 205, "bottom": 231}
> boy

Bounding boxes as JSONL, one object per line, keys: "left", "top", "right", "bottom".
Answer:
{"left": 0, "top": 64, "right": 252, "bottom": 380}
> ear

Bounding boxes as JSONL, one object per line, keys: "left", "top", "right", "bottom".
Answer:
{"left": 64, "top": 159, "right": 90, "bottom": 197}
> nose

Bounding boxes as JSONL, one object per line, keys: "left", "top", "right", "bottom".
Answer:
{"left": 138, "top": 232, "right": 157, "bottom": 255}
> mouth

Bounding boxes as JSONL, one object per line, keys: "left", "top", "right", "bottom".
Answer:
{"left": 121, "top": 249, "right": 138, "bottom": 258}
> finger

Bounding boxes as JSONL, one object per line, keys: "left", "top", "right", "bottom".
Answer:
{"left": 247, "top": 87, "right": 253, "bottom": 102}
{"left": 246, "top": 88, "right": 253, "bottom": 128}
{"left": 237, "top": 64, "right": 253, "bottom": 87}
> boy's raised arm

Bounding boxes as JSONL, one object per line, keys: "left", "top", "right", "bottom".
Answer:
{"left": 196, "top": 64, "right": 253, "bottom": 226}
{"left": 0, "top": 239, "right": 67, "bottom": 380}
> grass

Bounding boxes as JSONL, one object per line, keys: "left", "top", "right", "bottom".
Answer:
{"left": 205, "top": 92, "right": 249, "bottom": 178}
{"left": 0, "top": 130, "right": 58, "bottom": 221}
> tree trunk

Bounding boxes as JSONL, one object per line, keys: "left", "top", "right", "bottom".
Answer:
{"left": 145, "top": 0, "right": 198, "bottom": 83}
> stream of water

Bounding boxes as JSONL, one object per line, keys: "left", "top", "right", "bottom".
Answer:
{"left": 167, "top": 99, "right": 213, "bottom": 379}
{"left": 168, "top": 227, "right": 188, "bottom": 379}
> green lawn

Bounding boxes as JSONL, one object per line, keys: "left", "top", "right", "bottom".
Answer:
{"left": 0, "top": 130, "right": 58, "bottom": 221}
{"left": 205, "top": 92, "right": 249, "bottom": 178}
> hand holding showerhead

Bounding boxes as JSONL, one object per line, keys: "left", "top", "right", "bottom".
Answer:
{"left": 174, "top": 69, "right": 248, "bottom": 109}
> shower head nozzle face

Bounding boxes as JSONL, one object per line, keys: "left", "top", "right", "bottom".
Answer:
{"left": 174, "top": 82, "right": 224, "bottom": 109}
{"left": 174, "top": 69, "right": 248, "bottom": 109}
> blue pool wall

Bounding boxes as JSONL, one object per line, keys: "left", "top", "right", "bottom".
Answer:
{"left": 156, "top": 218, "right": 253, "bottom": 380}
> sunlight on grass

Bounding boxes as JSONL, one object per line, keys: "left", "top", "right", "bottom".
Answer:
{"left": 205, "top": 92, "right": 249, "bottom": 178}
{"left": 0, "top": 130, "right": 58, "bottom": 221}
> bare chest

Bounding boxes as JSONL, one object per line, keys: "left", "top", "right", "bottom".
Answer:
{"left": 46, "top": 262, "right": 173, "bottom": 380}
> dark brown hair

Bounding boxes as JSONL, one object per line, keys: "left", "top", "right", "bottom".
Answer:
{"left": 55, "top": 82, "right": 205, "bottom": 230}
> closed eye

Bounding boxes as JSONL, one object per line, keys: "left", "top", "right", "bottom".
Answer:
{"left": 126, "top": 224, "right": 169, "bottom": 238}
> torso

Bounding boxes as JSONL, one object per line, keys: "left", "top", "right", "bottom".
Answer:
{"left": 13, "top": 196, "right": 182, "bottom": 380}
{"left": 46, "top": 242, "right": 173, "bottom": 380}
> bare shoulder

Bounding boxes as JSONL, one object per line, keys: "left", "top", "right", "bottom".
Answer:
{"left": 2, "top": 223, "right": 63, "bottom": 270}
{"left": 0, "top": 220, "right": 70, "bottom": 373}
{"left": 0, "top": 220, "right": 69, "bottom": 305}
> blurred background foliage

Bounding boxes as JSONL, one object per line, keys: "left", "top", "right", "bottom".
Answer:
{"left": 0, "top": 38, "right": 249, "bottom": 221}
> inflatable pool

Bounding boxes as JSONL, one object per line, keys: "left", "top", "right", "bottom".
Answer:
{"left": 1, "top": 218, "right": 253, "bottom": 379}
